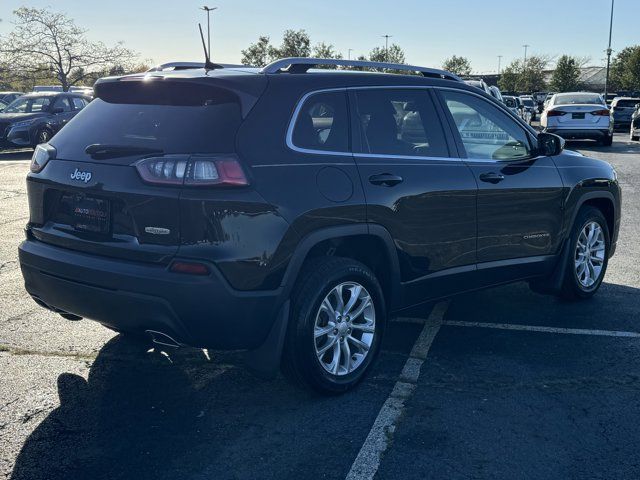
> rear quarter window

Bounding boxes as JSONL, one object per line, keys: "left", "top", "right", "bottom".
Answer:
{"left": 290, "top": 91, "right": 349, "bottom": 153}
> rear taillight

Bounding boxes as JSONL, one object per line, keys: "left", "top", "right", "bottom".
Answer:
{"left": 547, "top": 110, "right": 567, "bottom": 117}
{"left": 590, "top": 109, "right": 611, "bottom": 116}
{"left": 135, "top": 155, "right": 248, "bottom": 187}
{"left": 30, "top": 144, "right": 56, "bottom": 173}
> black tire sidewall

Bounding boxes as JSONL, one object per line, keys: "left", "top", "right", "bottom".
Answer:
{"left": 288, "top": 259, "right": 386, "bottom": 393}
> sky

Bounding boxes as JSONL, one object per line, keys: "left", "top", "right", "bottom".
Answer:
{"left": 1, "top": 0, "right": 637, "bottom": 74}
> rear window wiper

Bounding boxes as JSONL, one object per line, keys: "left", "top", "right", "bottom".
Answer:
{"left": 85, "top": 144, "right": 164, "bottom": 159}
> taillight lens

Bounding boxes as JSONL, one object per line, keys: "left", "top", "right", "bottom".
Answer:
{"left": 590, "top": 109, "right": 611, "bottom": 116}
{"left": 547, "top": 110, "right": 567, "bottom": 117}
{"left": 169, "top": 261, "right": 210, "bottom": 275}
{"left": 30, "top": 144, "right": 56, "bottom": 173}
{"left": 135, "top": 155, "right": 248, "bottom": 187}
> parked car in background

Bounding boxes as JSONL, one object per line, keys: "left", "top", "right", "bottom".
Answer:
{"left": 533, "top": 92, "right": 548, "bottom": 113}
{"left": 0, "top": 92, "right": 91, "bottom": 149}
{"left": 631, "top": 104, "right": 640, "bottom": 141}
{"left": 603, "top": 93, "right": 617, "bottom": 106}
{"left": 0, "top": 99, "right": 8, "bottom": 113}
{"left": 464, "top": 79, "right": 492, "bottom": 96}
{"left": 520, "top": 96, "right": 537, "bottom": 121}
{"left": 543, "top": 92, "right": 556, "bottom": 111}
{"left": 503, "top": 95, "right": 521, "bottom": 117}
{"left": 541, "top": 92, "right": 612, "bottom": 145}
{"left": 610, "top": 97, "right": 640, "bottom": 131}
{"left": 488, "top": 85, "right": 504, "bottom": 103}
{"left": 32, "top": 86, "right": 64, "bottom": 92}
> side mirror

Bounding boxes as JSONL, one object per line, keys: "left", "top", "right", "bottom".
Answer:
{"left": 51, "top": 107, "right": 64, "bottom": 114}
{"left": 537, "top": 132, "right": 565, "bottom": 156}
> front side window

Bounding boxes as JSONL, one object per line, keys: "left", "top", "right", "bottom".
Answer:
{"left": 291, "top": 91, "right": 349, "bottom": 152}
{"left": 354, "top": 89, "right": 448, "bottom": 157}
{"left": 440, "top": 90, "right": 531, "bottom": 161}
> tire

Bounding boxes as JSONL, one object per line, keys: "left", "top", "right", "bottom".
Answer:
{"left": 35, "top": 128, "right": 52, "bottom": 146}
{"left": 559, "top": 206, "right": 610, "bottom": 300}
{"left": 631, "top": 134, "right": 639, "bottom": 142}
{"left": 601, "top": 133, "right": 613, "bottom": 146}
{"left": 281, "top": 257, "right": 386, "bottom": 394}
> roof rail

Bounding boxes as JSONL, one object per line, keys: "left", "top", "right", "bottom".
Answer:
{"left": 146, "top": 61, "right": 246, "bottom": 72}
{"left": 260, "top": 57, "right": 461, "bottom": 81}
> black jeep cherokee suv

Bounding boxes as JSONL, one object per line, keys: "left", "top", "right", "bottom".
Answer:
{"left": 19, "top": 58, "right": 621, "bottom": 393}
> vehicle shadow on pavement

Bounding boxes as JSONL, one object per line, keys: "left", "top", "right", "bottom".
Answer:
{"left": 9, "top": 320, "right": 423, "bottom": 480}
{"left": 0, "top": 150, "right": 32, "bottom": 161}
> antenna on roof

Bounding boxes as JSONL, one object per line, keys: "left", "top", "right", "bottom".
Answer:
{"left": 198, "top": 23, "right": 223, "bottom": 70}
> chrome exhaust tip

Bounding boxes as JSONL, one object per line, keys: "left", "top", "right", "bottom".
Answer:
{"left": 145, "top": 330, "right": 182, "bottom": 348}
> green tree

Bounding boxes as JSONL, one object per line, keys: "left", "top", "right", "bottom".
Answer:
{"left": 369, "top": 44, "right": 406, "bottom": 64}
{"left": 442, "top": 55, "right": 472, "bottom": 76}
{"left": 498, "top": 60, "right": 522, "bottom": 92}
{"left": 240, "top": 35, "right": 273, "bottom": 66}
{"left": 0, "top": 7, "right": 136, "bottom": 91}
{"left": 273, "top": 29, "right": 311, "bottom": 58}
{"left": 550, "top": 55, "right": 582, "bottom": 92}
{"left": 312, "top": 42, "right": 343, "bottom": 60}
{"left": 610, "top": 45, "right": 640, "bottom": 91}
{"left": 519, "top": 55, "right": 548, "bottom": 92}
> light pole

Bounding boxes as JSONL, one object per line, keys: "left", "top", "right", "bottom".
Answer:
{"left": 523, "top": 44, "right": 530, "bottom": 66}
{"left": 348, "top": 49, "right": 354, "bottom": 60}
{"left": 604, "top": 0, "right": 615, "bottom": 103}
{"left": 382, "top": 35, "right": 392, "bottom": 62}
{"left": 200, "top": 6, "right": 217, "bottom": 57}
{"left": 497, "top": 55, "right": 503, "bottom": 74}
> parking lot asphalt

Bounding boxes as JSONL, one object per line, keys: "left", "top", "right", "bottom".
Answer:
{"left": 1, "top": 134, "right": 639, "bottom": 479}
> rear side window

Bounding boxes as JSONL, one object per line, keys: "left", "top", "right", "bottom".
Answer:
{"left": 354, "top": 88, "right": 448, "bottom": 158}
{"left": 72, "top": 97, "right": 88, "bottom": 110}
{"left": 291, "top": 91, "right": 349, "bottom": 152}
{"left": 51, "top": 98, "right": 242, "bottom": 159}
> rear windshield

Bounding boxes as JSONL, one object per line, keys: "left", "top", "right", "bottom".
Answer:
{"left": 51, "top": 98, "right": 241, "bottom": 158}
{"left": 521, "top": 98, "right": 534, "bottom": 106}
{"left": 504, "top": 97, "right": 516, "bottom": 108}
{"left": 554, "top": 93, "right": 603, "bottom": 105}
{"left": 616, "top": 99, "right": 640, "bottom": 108}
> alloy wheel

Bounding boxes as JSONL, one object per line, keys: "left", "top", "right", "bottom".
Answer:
{"left": 574, "top": 221, "right": 606, "bottom": 288}
{"left": 313, "top": 281, "right": 375, "bottom": 376}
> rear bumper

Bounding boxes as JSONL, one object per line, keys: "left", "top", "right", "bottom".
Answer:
{"left": 545, "top": 128, "right": 610, "bottom": 140}
{"left": 19, "top": 237, "right": 283, "bottom": 350}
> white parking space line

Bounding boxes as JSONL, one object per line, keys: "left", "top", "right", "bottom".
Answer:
{"left": 443, "top": 320, "right": 640, "bottom": 338}
{"left": 345, "top": 301, "right": 449, "bottom": 480}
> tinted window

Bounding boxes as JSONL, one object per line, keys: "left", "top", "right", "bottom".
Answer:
{"left": 51, "top": 98, "right": 242, "bottom": 159}
{"left": 4, "top": 96, "right": 52, "bottom": 113}
{"left": 441, "top": 90, "right": 531, "bottom": 161}
{"left": 72, "top": 97, "right": 88, "bottom": 110}
{"left": 354, "top": 89, "right": 448, "bottom": 157}
{"left": 617, "top": 99, "right": 640, "bottom": 108}
{"left": 504, "top": 97, "right": 516, "bottom": 108}
{"left": 292, "top": 91, "right": 349, "bottom": 152}
{"left": 554, "top": 93, "right": 603, "bottom": 105}
{"left": 52, "top": 97, "right": 72, "bottom": 112}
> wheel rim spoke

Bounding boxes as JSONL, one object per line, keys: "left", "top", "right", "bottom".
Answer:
{"left": 314, "top": 281, "right": 376, "bottom": 377}
{"left": 574, "top": 221, "right": 606, "bottom": 288}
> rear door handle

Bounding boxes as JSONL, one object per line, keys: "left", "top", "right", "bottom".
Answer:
{"left": 369, "top": 173, "right": 403, "bottom": 187}
{"left": 479, "top": 172, "right": 505, "bottom": 184}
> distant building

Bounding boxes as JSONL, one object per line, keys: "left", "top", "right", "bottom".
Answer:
{"left": 477, "top": 66, "right": 607, "bottom": 93}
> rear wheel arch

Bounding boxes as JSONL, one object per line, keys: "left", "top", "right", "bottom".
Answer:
{"left": 281, "top": 225, "right": 401, "bottom": 311}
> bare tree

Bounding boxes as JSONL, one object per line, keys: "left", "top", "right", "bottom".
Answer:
{"left": 0, "top": 7, "right": 137, "bottom": 91}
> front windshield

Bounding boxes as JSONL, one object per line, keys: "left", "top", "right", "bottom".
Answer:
{"left": 3, "top": 96, "right": 52, "bottom": 114}
{"left": 554, "top": 94, "right": 603, "bottom": 106}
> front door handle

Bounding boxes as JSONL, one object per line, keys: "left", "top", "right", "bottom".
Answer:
{"left": 369, "top": 173, "right": 403, "bottom": 187}
{"left": 479, "top": 172, "right": 505, "bottom": 184}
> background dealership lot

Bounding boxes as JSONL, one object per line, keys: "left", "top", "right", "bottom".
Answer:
{"left": 0, "top": 132, "right": 638, "bottom": 479}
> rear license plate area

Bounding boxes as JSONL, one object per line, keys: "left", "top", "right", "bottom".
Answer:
{"left": 572, "top": 113, "right": 585, "bottom": 120}
{"left": 72, "top": 195, "right": 111, "bottom": 234}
